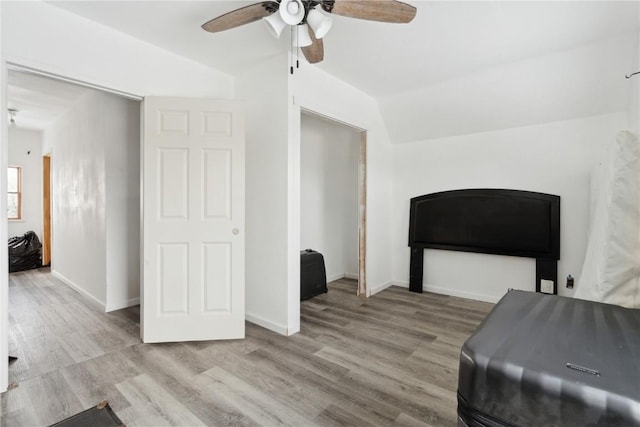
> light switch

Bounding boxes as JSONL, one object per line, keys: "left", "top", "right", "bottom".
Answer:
{"left": 541, "top": 279, "right": 554, "bottom": 294}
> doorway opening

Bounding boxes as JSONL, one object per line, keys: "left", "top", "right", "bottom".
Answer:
{"left": 42, "top": 154, "right": 50, "bottom": 267}
{"left": 299, "top": 110, "right": 367, "bottom": 297}
{"left": 5, "top": 67, "right": 142, "bottom": 386}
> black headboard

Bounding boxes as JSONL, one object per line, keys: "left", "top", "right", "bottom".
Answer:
{"left": 408, "top": 189, "right": 560, "bottom": 294}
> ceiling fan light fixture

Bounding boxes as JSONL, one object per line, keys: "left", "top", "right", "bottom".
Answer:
{"left": 306, "top": 9, "right": 333, "bottom": 39}
{"left": 201, "top": 0, "right": 417, "bottom": 66}
{"left": 279, "top": 0, "right": 305, "bottom": 25}
{"left": 263, "top": 12, "right": 287, "bottom": 38}
{"left": 293, "top": 24, "right": 313, "bottom": 47}
{"left": 7, "top": 108, "right": 17, "bottom": 127}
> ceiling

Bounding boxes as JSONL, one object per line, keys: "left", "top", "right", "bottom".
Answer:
{"left": 8, "top": 1, "right": 640, "bottom": 135}
{"left": 8, "top": 71, "right": 94, "bottom": 131}
{"left": 46, "top": 1, "right": 639, "bottom": 97}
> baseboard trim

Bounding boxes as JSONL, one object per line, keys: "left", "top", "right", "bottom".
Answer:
{"left": 392, "top": 280, "right": 500, "bottom": 303}
{"left": 326, "top": 273, "right": 359, "bottom": 283}
{"left": 245, "top": 312, "right": 288, "bottom": 336}
{"left": 286, "top": 321, "right": 300, "bottom": 336}
{"left": 51, "top": 270, "right": 107, "bottom": 311}
{"left": 106, "top": 297, "right": 140, "bottom": 312}
{"left": 326, "top": 273, "right": 345, "bottom": 283}
{"left": 367, "top": 281, "right": 394, "bottom": 297}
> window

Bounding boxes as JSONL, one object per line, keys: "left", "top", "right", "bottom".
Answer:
{"left": 8, "top": 166, "right": 22, "bottom": 220}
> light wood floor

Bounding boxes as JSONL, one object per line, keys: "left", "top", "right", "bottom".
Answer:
{"left": 1, "top": 268, "right": 493, "bottom": 426}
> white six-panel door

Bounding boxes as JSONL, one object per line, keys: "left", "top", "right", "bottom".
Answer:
{"left": 142, "top": 97, "right": 245, "bottom": 343}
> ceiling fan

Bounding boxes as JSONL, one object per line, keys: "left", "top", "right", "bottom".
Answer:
{"left": 202, "top": 1, "right": 416, "bottom": 65}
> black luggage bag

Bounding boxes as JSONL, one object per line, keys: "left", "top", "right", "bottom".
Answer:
{"left": 8, "top": 231, "right": 43, "bottom": 273}
{"left": 458, "top": 290, "right": 640, "bottom": 427}
{"left": 300, "top": 249, "right": 327, "bottom": 300}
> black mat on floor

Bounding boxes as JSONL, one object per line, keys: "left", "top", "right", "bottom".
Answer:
{"left": 49, "top": 401, "right": 125, "bottom": 427}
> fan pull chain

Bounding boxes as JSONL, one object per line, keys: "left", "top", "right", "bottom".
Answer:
{"left": 288, "top": 25, "right": 302, "bottom": 75}
{"left": 290, "top": 26, "right": 294, "bottom": 75}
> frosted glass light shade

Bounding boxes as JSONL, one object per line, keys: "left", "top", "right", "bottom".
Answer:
{"left": 306, "top": 9, "right": 333, "bottom": 39}
{"left": 279, "top": 0, "right": 305, "bottom": 25}
{"left": 263, "top": 13, "right": 286, "bottom": 38}
{"left": 293, "top": 24, "right": 313, "bottom": 47}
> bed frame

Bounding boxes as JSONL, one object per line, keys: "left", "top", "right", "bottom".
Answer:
{"left": 408, "top": 189, "right": 560, "bottom": 294}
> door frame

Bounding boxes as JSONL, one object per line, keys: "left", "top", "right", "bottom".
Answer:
{"left": 299, "top": 109, "right": 367, "bottom": 295}
{"left": 42, "top": 153, "right": 51, "bottom": 266}
{"left": 0, "top": 60, "right": 143, "bottom": 392}
{"left": 1, "top": 58, "right": 9, "bottom": 393}
{"left": 289, "top": 105, "right": 368, "bottom": 336}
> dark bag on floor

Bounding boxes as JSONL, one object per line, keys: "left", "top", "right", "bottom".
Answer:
{"left": 8, "top": 231, "right": 42, "bottom": 273}
{"left": 300, "top": 249, "right": 327, "bottom": 301}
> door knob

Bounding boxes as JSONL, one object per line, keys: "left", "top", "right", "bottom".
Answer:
{"left": 232, "top": 228, "right": 239, "bottom": 235}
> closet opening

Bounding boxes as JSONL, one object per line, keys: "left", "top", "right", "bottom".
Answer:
{"left": 299, "top": 110, "right": 367, "bottom": 298}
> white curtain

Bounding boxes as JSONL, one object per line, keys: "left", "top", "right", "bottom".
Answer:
{"left": 574, "top": 130, "right": 640, "bottom": 308}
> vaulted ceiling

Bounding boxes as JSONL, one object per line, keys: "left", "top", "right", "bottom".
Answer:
{"left": 9, "top": 1, "right": 640, "bottom": 140}
{"left": 46, "top": 1, "right": 638, "bottom": 96}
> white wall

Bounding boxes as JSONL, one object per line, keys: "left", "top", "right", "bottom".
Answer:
{"left": 391, "top": 112, "right": 628, "bottom": 303}
{"left": 380, "top": 34, "right": 636, "bottom": 143}
{"left": 104, "top": 96, "right": 140, "bottom": 311}
{"left": 238, "top": 56, "right": 395, "bottom": 335}
{"left": 236, "top": 53, "right": 291, "bottom": 334}
{"left": 8, "top": 128, "right": 43, "bottom": 240}
{"left": 44, "top": 90, "right": 140, "bottom": 311}
{"left": 290, "top": 62, "right": 395, "bottom": 311}
{"left": 300, "top": 113, "right": 359, "bottom": 282}
{"left": 46, "top": 90, "right": 108, "bottom": 306}
{"left": 629, "top": 28, "right": 640, "bottom": 130}
{"left": 0, "top": 1, "right": 233, "bottom": 99}
{"left": 0, "top": 1, "right": 8, "bottom": 393}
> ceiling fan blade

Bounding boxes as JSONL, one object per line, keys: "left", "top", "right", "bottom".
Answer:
{"left": 202, "top": 2, "right": 277, "bottom": 33}
{"left": 324, "top": 0, "right": 416, "bottom": 23}
{"left": 301, "top": 26, "right": 324, "bottom": 64}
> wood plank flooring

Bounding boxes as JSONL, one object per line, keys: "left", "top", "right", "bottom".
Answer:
{"left": 1, "top": 268, "right": 494, "bottom": 426}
